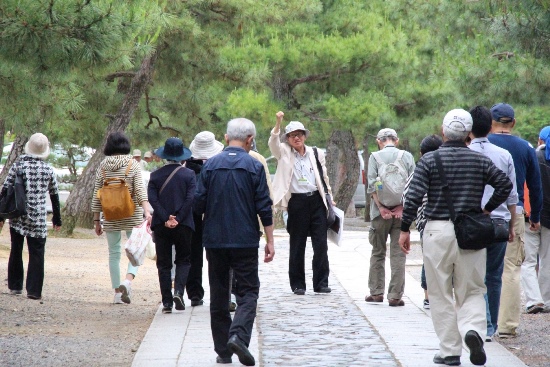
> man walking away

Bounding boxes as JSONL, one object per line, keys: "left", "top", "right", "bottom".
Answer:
{"left": 194, "top": 118, "right": 274, "bottom": 366}
{"left": 400, "top": 108, "right": 512, "bottom": 366}
{"left": 468, "top": 106, "right": 518, "bottom": 341}
{"left": 488, "top": 103, "right": 542, "bottom": 338}
{"left": 521, "top": 126, "right": 550, "bottom": 314}
{"left": 365, "top": 128, "right": 415, "bottom": 306}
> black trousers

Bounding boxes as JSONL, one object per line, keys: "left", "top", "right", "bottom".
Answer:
{"left": 186, "top": 213, "right": 204, "bottom": 301}
{"left": 206, "top": 247, "right": 259, "bottom": 359}
{"left": 154, "top": 225, "right": 192, "bottom": 306}
{"left": 8, "top": 227, "right": 47, "bottom": 297}
{"left": 287, "top": 191, "right": 330, "bottom": 291}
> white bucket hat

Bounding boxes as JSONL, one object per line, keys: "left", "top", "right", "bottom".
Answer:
{"left": 189, "top": 131, "right": 224, "bottom": 159}
{"left": 282, "top": 121, "right": 310, "bottom": 142}
{"left": 24, "top": 133, "right": 50, "bottom": 160}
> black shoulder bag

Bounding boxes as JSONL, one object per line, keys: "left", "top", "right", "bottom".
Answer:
{"left": 434, "top": 151, "right": 507, "bottom": 250}
{"left": 312, "top": 147, "right": 337, "bottom": 229}
{"left": 0, "top": 169, "right": 27, "bottom": 219}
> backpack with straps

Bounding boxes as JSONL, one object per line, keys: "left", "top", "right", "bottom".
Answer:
{"left": 96, "top": 161, "right": 136, "bottom": 221}
{"left": 372, "top": 150, "right": 408, "bottom": 207}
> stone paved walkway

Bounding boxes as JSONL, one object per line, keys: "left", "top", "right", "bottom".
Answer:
{"left": 132, "top": 229, "right": 527, "bottom": 367}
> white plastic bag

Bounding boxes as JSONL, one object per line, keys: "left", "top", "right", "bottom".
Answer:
{"left": 145, "top": 237, "right": 157, "bottom": 261}
{"left": 125, "top": 220, "right": 152, "bottom": 266}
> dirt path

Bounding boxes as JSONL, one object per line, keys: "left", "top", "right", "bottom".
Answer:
{"left": 0, "top": 227, "right": 160, "bottom": 367}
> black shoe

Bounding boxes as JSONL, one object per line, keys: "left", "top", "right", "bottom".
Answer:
{"left": 314, "top": 287, "right": 331, "bottom": 293}
{"left": 293, "top": 288, "right": 305, "bottom": 295}
{"left": 27, "top": 294, "right": 42, "bottom": 300}
{"left": 162, "top": 304, "right": 172, "bottom": 314}
{"left": 216, "top": 356, "right": 232, "bottom": 364}
{"left": 191, "top": 297, "right": 204, "bottom": 307}
{"left": 173, "top": 292, "right": 185, "bottom": 311}
{"left": 227, "top": 335, "right": 255, "bottom": 366}
{"left": 465, "top": 330, "right": 486, "bottom": 366}
{"left": 433, "top": 354, "right": 461, "bottom": 366}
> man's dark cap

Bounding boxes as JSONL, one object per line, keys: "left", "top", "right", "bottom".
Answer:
{"left": 491, "top": 103, "right": 515, "bottom": 123}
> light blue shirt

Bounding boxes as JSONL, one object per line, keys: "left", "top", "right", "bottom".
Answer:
{"left": 469, "top": 137, "right": 518, "bottom": 220}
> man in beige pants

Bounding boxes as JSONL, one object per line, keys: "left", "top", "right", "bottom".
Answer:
{"left": 488, "top": 103, "right": 542, "bottom": 338}
{"left": 400, "top": 109, "right": 513, "bottom": 366}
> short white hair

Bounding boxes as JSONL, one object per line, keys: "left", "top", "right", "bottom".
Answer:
{"left": 226, "top": 118, "right": 256, "bottom": 142}
{"left": 442, "top": 124, "right": 469, "bottom": 142}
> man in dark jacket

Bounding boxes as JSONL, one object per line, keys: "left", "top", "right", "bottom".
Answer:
{"left": 148, "top": 138, "right": 196, "bottom": 314}
{"left": 194, "top": 118, "right": 274, "bottom": 366}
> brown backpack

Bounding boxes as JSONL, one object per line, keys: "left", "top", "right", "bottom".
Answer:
{"left": 97, "top": 161, "right": 136, "bottom": 221}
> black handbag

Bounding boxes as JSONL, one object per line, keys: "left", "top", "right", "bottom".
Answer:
{"left": 313, "top": 147, "right": 337, "bottom": 229}
{"left": 434, "top": 151, "right": 504, "bottom": 250}
{"left": 0, "top": 169, "right": 27, "bottom": 219}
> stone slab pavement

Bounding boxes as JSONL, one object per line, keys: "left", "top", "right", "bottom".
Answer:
{"left": 132, "top": 229, "right": 527, "bottom": 367}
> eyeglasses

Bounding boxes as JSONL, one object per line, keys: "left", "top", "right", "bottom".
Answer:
{"left": 287, "top": 132, "right": 304, "bottom": 139}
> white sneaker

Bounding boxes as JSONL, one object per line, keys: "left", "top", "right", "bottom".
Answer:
{"left": 119, "top": 280, "right": 132, "bottom": 304}
{"left": 113, "top": 293, "right": 124, "bottom": 304}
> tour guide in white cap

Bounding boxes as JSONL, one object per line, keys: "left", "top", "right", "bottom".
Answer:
{"left": 269, "top": 111, "right": 334, "bottom": 295}
{"left": 400, "top": 108, "right": 513, "bottom": 366}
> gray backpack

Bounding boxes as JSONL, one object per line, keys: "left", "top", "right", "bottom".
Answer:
{"left": 372, "top": 150, "right": 408, "bottom": 207}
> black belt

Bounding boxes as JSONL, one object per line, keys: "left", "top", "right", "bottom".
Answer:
{"left": 291, "top": 191, "right": 319, "bottom": 197}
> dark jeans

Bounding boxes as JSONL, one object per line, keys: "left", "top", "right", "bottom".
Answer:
{"left": 485, "top": 240, "right": 508, "bottom": 336}
{"left": 154, "top": 225, "right": 192, "bottom": 306}
{"left": 421, "top": 264, "right": 427, "bottom": 291}
{"left": 8, "top": 227, "right": 47, "bottom": 297}
{"left": 206, "top": 247, "right": 259, "bottom": 359}
{"left": 186, "top": 213, "right": 205, "bottom": 301}
{"left": 287, "top": 192, "right": 329, "bottom": 291}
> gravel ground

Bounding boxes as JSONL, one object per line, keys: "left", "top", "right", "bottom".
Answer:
{"left": 1, "top": 218, "right": 549, "bottom": 366}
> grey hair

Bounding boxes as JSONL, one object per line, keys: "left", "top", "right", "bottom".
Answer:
{"left": 442, "top": 125, "right": 469, "bottom": 142}
{"left": 226, "top": 118, "right": 256, "bottom": 142}
{"left": 378, "top": 136, "right": 398, "bottom": 144}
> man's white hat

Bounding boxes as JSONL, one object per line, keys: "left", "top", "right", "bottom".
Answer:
{"left": 189, "top": 131, "right": 224, "bottom": 159}
{"left": 132, "top": 149, "right": 142, "bottom": 157}
{"left": 283, "top": 121, "right": 310, "bottom": 142}
{"left": 443, "top": 109, "right": 473, "bottom": 132}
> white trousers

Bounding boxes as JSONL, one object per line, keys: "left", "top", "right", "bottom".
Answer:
{"left": 521, "top": 225, "right": 550, "bottom": 309}
{"left": 423, "top": 220, "right": 487, "bottom": 357}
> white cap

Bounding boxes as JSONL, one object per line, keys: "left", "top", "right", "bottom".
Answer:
{"left": 443, "top": 109, "right": 473, "bottom": 132}
{"left": 132, "top": 149, "right": 141, "bottom": 157}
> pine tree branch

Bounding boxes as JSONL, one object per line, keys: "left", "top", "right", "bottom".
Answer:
{"left": 104, "top": 71, "right": 136, "bottom": 82}
{"left": 287, "top": 62, "right": 369, "bottom": 91}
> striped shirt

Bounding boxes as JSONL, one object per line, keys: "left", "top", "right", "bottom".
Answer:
{"left": 91, "top": 155, "right": 148, "bottom": 231}
{"left": 401, "top": 141, "right": 513, "bottom": 232}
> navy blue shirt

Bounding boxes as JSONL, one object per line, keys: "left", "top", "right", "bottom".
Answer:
{"left": 488, "top": 133, "right": 542, "bottom": 223}
{"left": 148, "top": 163, "right": 197, "bottom": 231}
{"left": 194, "top": 146, "right": 273, "bottom": 248}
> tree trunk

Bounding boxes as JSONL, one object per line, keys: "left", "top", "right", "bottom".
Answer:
{"left": 61, "top": 50, "right": 159, "bottom": 235}
{"left": 325, "top": 130, "right": 359, "bottom": 214}
{"left": 0, "top": 118, "right": 5, "bottom": 160}
{"left": 362, "top": 135, "right": 371, "bottom": 222}
{"left": 0, "top": 135, "right": 27, "bottom": 184}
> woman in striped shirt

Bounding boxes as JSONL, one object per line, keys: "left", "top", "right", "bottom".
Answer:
{"left": 92, "top": 132, "right": 152, "bottom": 304}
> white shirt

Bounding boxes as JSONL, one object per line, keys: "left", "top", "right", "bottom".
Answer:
{"left": 289, "top": 149, "right": 318, "bottom": 193}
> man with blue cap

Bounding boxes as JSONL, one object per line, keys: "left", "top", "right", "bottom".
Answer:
{"left": 488, "top": 103, "right": 543, "bottom": 338}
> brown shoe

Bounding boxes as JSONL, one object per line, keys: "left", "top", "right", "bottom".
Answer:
{"left": 365, "top": 294, "right": 384, "bottom": 302}
{"left": 388, "top": 298, "right": 404, "bottom": 306}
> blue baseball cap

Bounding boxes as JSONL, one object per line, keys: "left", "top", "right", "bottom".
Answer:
{"left": 490, "top": 103, "right": 515, "bottom": 123}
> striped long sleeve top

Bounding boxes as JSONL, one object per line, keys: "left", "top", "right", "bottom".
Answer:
{"left": 91, "top": 155, "right": 148, "bottom": 231}
{"left": 401, "top": 141, "right": 513, "bottom": 232}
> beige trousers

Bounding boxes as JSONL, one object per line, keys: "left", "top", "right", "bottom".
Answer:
{"left": 423, "top": 220, "right": 487, "bottom": 357}
{"left": 497, "top": 214, "right": 525, "bottom": 334}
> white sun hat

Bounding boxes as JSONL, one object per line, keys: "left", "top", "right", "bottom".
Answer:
{"left": 189, "top": 131, "right": 224, "bottom": 159}
{"left": 24, "top": 133, "right": 50, "bottom": 160}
